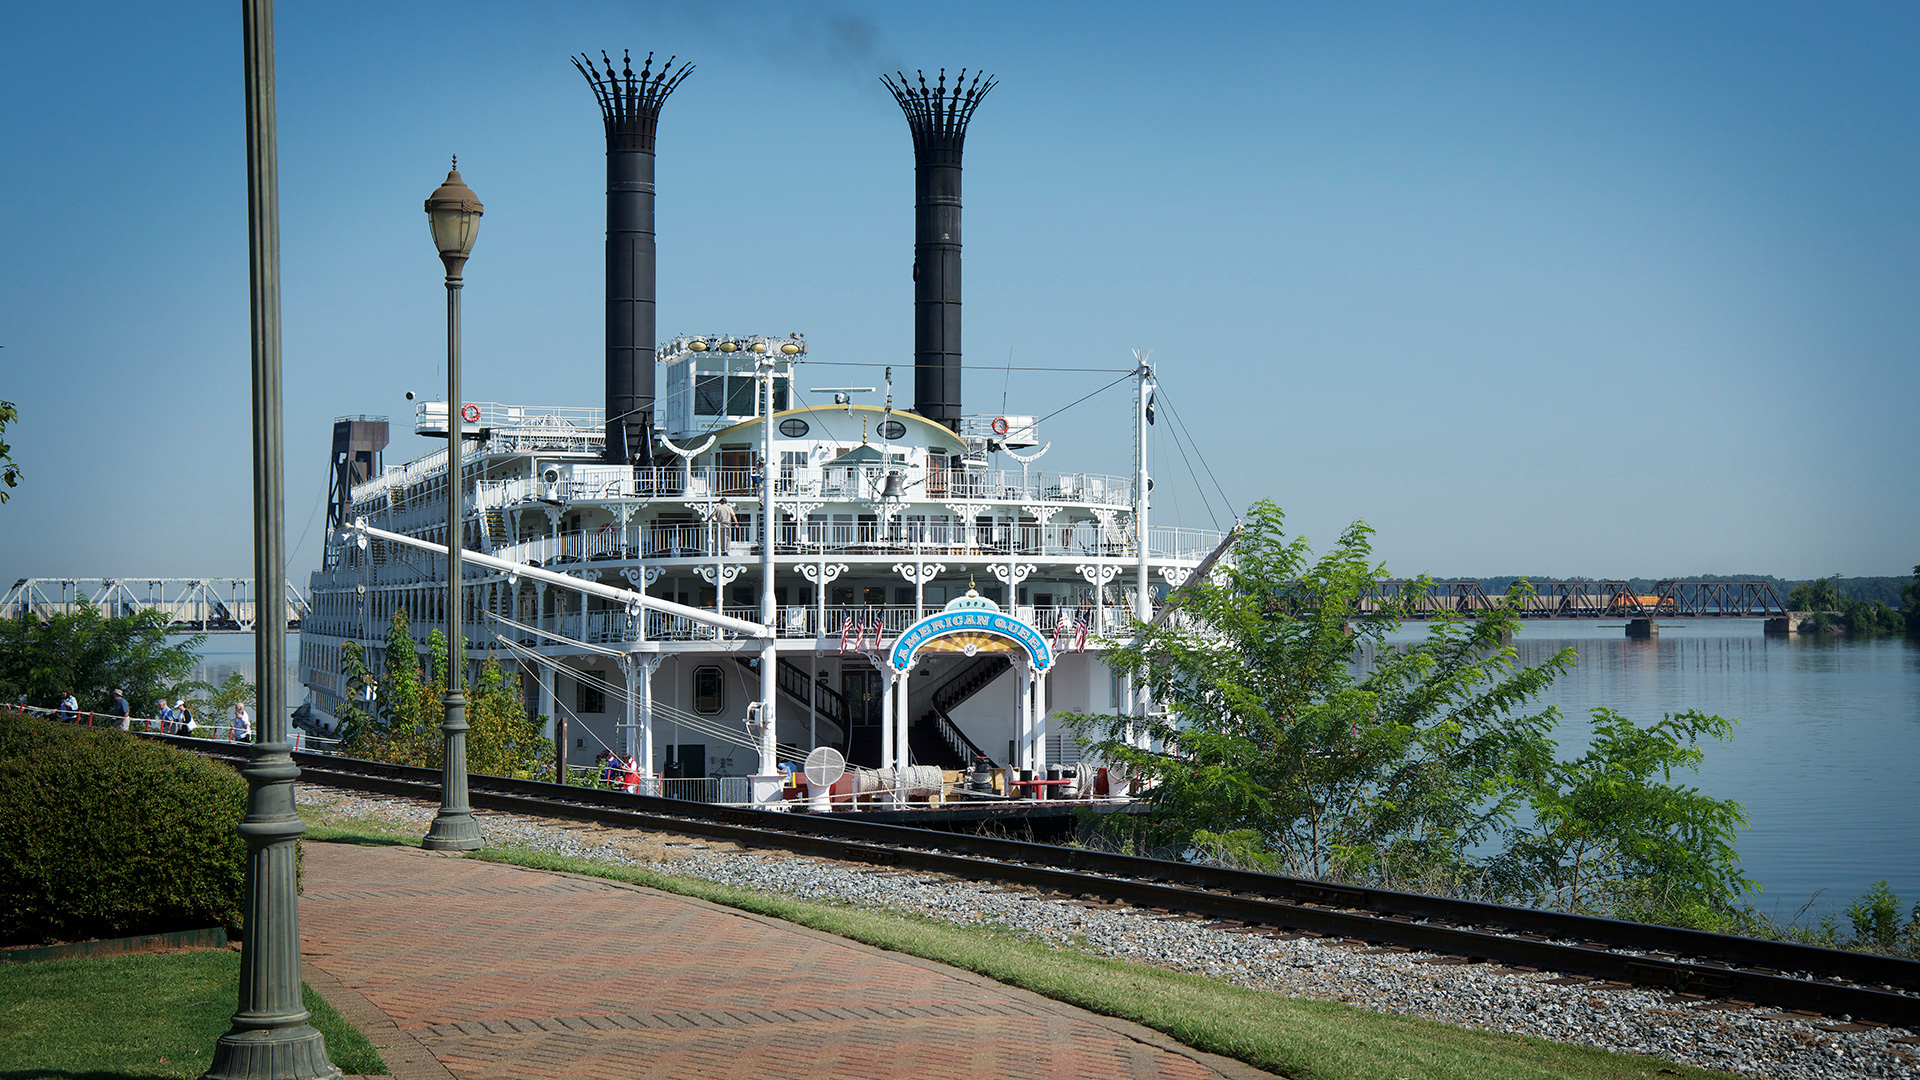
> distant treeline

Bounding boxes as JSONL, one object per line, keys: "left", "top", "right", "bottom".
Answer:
{"left": 1460, "top": 574, "right": 1910, "bottom": 606}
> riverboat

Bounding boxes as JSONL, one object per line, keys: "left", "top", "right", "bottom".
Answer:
{"left": 297, "top": 54, "right": 1229, "bottom": 805}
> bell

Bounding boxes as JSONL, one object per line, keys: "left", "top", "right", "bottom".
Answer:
{"left": 879, "top": 471, "right": 905, "bottom": 500}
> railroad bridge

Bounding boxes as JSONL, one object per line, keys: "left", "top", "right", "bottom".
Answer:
{"left": 1, "top": 577, "right": 309, "bottom": 632}
{"left": 1356, "top": 579, "right": 1801, "bottom": 636}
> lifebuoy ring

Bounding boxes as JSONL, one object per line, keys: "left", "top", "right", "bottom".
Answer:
{"left": 991, "top": 416, "right": 1010, "bottom": 435}
{"left": 460, "top": 403, "right": 481, "bottom": 423}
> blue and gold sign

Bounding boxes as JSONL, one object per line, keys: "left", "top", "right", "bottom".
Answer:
{"left": 888, "top": 610, "right": 1054, "bottom": 673}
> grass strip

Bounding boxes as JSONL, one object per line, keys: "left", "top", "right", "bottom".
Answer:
{"left": 471, "top": 843, "right": 1731, "bottom": 1080}
{"left": 0, "top": 947, "right": 386, "bottom": 1077}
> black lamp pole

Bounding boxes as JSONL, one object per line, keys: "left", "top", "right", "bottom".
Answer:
{"left": 204, "top": 1, "right": 339, "bottom": 1076}
{"left": 422, "top": 162, "right": 483, "bottom": 851}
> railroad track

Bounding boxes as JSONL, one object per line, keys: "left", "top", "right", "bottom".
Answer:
{"left": 178, "top": 738, "right": 1920, "bottom": 1030}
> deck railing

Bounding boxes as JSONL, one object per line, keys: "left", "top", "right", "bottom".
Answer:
{"left": 501, "top": 602, "right": 1136, "bottom": 646}
{"left": 485, "top": 521, "right": 1222, "bottom": 566}
{"left": 475, "top": 463, "right": 1139, "bottom": 510}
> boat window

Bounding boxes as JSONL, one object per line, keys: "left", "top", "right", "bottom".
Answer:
{"left": 575, "top": 681, "right": 605, "bottom": 715}
{"left": 695, "top": 374, "right": 724, "bottom": 415}
{"left": 692, "top": 666, "right": 724, "bottom": 714}
{"left": 725, "top": 376, "right": 755, "bottom": 417}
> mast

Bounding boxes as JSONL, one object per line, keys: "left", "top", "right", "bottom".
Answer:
{"left": 1134, "top": 353, "right": 1156, "bottom": 749}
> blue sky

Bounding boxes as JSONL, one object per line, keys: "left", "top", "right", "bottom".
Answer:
{"left": 2, "top": 1, "right": 1915, "bottom": 587}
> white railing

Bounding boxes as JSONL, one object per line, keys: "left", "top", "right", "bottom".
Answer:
{"left": 476, "top": 464, "right": 1138, "bottom": 509}
{"left": 504, "top": 602, "right": 1138, "bottom": 646}
{"left": 486, "top": 521, "right": 1221, "bottom": 566}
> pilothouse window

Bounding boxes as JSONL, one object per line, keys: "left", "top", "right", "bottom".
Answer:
{"left": 695, "top": 374, "right": 724, "bottom": 416}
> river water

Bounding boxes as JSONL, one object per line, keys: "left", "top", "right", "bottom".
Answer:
{"left": 1382, "top": 620, "right": 1920, "bottom": 920}
{"left": 192, "top": 623, "right": 1918, "bottom": 918}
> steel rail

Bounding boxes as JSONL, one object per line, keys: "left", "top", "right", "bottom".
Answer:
{"left": 170, "top": 739, "right": 1920, "bottom": 1027}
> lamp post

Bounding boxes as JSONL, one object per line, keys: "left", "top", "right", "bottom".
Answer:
{"left": 203, "top": 2, "right": 340, "bottom": 1076}
{"left": 422, "top": 160, "right": 483, "bottom": 851}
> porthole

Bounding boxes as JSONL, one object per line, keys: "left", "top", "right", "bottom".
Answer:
{"left": 778, "top": 418, "right": 810, "bottom": 437}
{"left": 878, "top": 420, "right": 907, "bottom": 440}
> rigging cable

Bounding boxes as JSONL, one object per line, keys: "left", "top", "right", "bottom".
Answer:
{"left": 1157, "top": 399, "right": 1221, "bottom": 532}
{"left": 1155, "top": 387, "right": 1239, "bottom": 524}
{"left": 1030, "top": 372, "right": 1134, "bottom": 427}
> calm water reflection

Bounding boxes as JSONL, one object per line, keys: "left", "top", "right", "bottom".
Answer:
{"left": 1386, "top": 620, "right": 1920, "bottom": 917}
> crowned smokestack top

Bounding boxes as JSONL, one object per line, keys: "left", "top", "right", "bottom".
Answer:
{"left": 883, "top": 68, "right": 994, "bottom": 430}
{"left": 574, "top": 49, "right": 693, "bottom": 464}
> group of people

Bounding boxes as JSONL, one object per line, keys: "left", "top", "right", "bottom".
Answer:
{"left": 46, "top": 687, "right": 252, "bottom": 741}
{"left": 595, "top": 749, "right": 644, "bottom": 792}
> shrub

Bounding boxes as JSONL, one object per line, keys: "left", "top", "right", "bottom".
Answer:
{"left": 0, "top": 713, "right": 247, "bottom": 945}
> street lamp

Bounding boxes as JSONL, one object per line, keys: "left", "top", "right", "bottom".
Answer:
{"left": 203, "top": 2, "right": 341, "bottom": 1077}
{"left": 421, "top": 160, "right": 483, "bottom": 851}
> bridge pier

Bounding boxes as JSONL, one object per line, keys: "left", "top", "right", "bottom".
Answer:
{"left": 1765, "top": 612, "right": 1812, "bottom": 635}
{"left": 1625, "top": 618, "right": 1658, "bottom": 638}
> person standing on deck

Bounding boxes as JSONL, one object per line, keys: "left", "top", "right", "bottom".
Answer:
{"left": 108, "top": 689, "right": 131, "bottom": 731}
{"left": 57, "top": 689, "right": 77, "bottom": 722}
{"left": 231, "top": 701, "right": 252, "bottom": 742}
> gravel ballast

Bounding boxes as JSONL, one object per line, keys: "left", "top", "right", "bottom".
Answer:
{"left": 299, "top": 788, "right": 1920, "bottom": 1080}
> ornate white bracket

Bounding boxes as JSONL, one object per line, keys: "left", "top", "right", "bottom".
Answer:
{"left": 694, "top": 564, "right": 744, "bottom": 586}
{"left": 1159, "top": 564, "right": 1188, "bottom": 587}
{"left": 1019, "top": 504, "right": 1059, "bottom": 527}
{"left": 989, "top": 563, "right": 1035, "bottom": 586}
{"left": 1077, "top": 564, "right": 1121, "bottom": 587}
{"left": 798, "top": 562, "right": 849, "bottom": 585}
{"left": 620, "top": 653, "right": 665, "bottom": 676}
{"left": 1091, "top": 508, "right": 1118, "bottom": 530}
{"left": 621, "top": 566, "right": 663, "bottom": 588}
{"left": 893, "top": 562, "right": 945, "bottom": 585}
{"left": 784, "top": 501, "right": 822, "bottom": 521}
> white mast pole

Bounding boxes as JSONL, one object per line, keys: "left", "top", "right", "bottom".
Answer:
{"left": 758, "top": 355, "right": 780, "bottom": 778}
{"left": 1133, "top": 351, "right": 1155, "bottom": 751}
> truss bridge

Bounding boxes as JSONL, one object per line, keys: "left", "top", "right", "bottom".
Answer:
{"left": 1355, "top": 580, "right": 1797, "bottom": 637}
{"left": 2, "top": 577, "right": 310, "bottom": 633}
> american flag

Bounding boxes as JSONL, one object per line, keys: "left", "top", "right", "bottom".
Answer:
{"left": 1073, "top": 617, "right": 1090, "bottom": 652}
{"left": 838, "top": 612, "right": 857, "bottom": 652}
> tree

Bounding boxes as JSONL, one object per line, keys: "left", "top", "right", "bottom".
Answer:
{"left": 1066, "top": 500, "right": 1751, "bottom": 915}
{"left": 0, "top": 604, "right": 205, "bottom": 717}
{"left": 1786, "top": 576, "right": 1840, "bottom": 613}
{"left": 1791, "top": 574, "right": 1906, "bottom": 634}
{"left": 0, "top": 397, "right": 19, "bottom": 503}
{"left": 1068, "top": 501, "right": 1569, "bottom": 889}
{"left": 1491, "top": 708, "right": 1753, "bottom": 916}
{"left": 334, "top": 609, "right": 551, "bottom": 779}
{"left": 1903, "top": 566, "right": 1920, "bottom": 636}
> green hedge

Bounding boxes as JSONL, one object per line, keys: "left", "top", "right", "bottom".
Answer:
{"left": 0, "top": 714, "right": 247, "bottom": 946}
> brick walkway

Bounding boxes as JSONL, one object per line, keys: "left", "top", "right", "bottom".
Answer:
{"left": 298, "top": 843, "right": 1280, "bottom": 1080}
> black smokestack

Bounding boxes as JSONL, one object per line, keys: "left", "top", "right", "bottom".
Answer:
{"left": 883, "top": 68, "right": 994, "bottom": 431}
{"left": 574, "top": 50, "right": 692, "bottom": 464}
